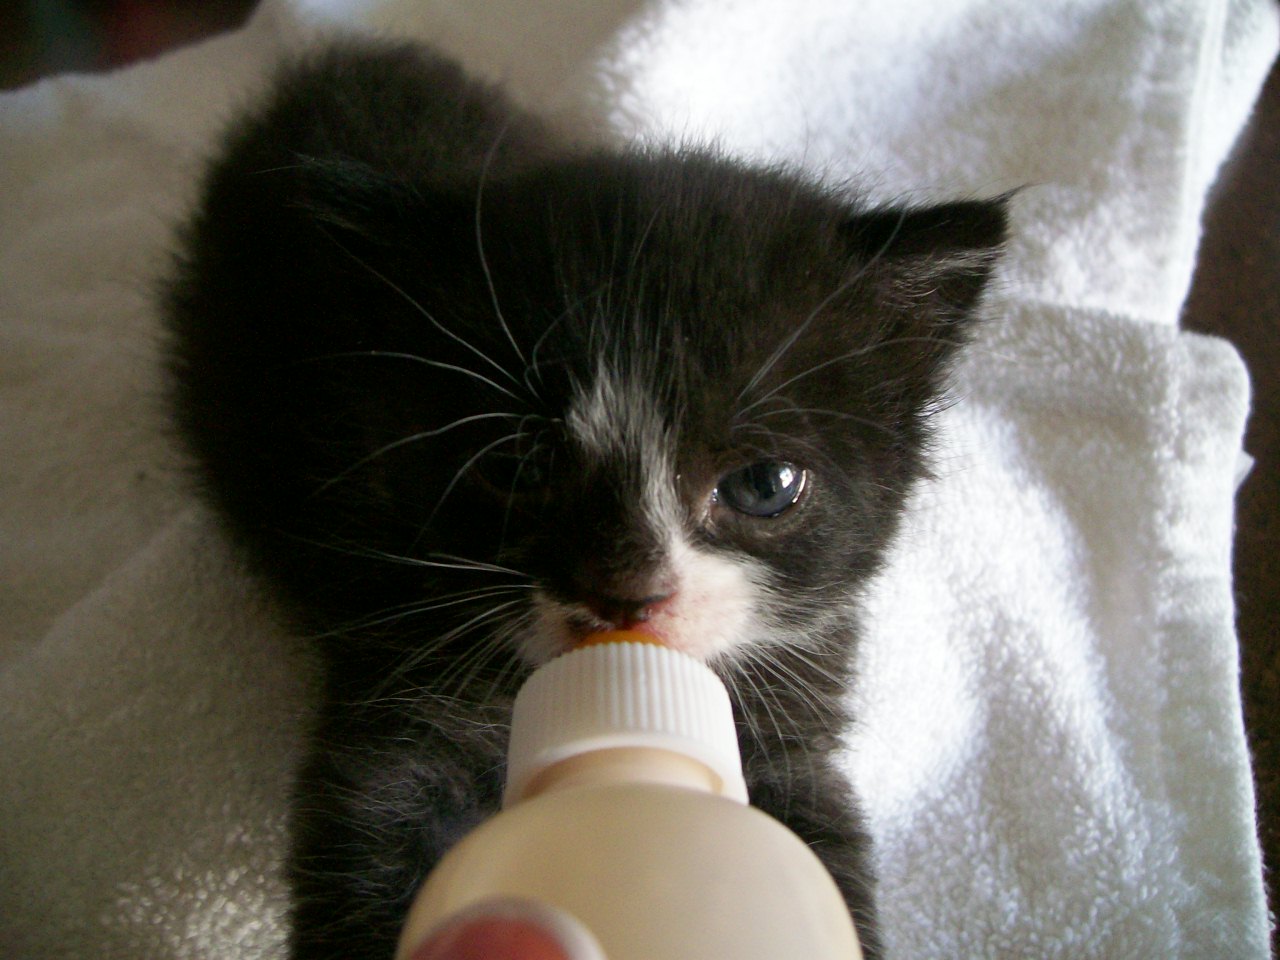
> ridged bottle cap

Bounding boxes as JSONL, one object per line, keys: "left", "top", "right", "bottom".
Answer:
{"left": 505, "top": 640, "right": 748, "bottom": 806}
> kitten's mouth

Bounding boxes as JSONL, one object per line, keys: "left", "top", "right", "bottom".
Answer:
{"left": 530, "top": 540, "right": 757, "bottom": 665}
{"left": 564, "top": 612, "right": 668, "bottom": 646}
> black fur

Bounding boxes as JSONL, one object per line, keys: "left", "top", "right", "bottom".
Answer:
{"left": 163, "top": 40, "right": 1005, "bottom": 960}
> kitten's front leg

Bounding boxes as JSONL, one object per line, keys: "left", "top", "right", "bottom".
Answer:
{"left": 287, "top": 716, "right": 505, "bottom": 960}
{"left": 746, "top": 761, "right": 883, "bottom": 960}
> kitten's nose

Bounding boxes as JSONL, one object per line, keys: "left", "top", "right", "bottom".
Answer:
{"left": 580, "top": 588, "right": 675, "bottom": 630}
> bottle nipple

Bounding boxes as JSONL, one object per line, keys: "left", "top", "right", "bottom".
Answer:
{"left": 504, "top": 631, "right": 748, "bottom": 806}
{"left": 574, "top": 629, "right": 667, "bottom": 649}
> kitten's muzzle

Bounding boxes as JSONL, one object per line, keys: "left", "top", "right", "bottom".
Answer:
{"left": 575, "top": 588, "right": 675, "bottom": 634}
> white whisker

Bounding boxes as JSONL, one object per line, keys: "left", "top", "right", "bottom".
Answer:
{"left": 421, "top": 553, "right": 528, "bottom": 578}
{"left": 732, "top": 397, "right": 899, "bottom": 446}
{"left": 314, "top": 411, "right": 524, "bottom": 495}
{"left": 306, "top": 350, "right": 526, "bottom": 404}
{"left": 306, "top": 585, "right": 533, "bottom": 642}
{"left": 749, "top": 646, "right": 842, "bottom": 739}
{"left": 279, "top": 533, "right": 533, "bottom": 582}
{"left": 736, "top": 208, "right": 908, "bottom": 405}
{"left": 373, "top": 597, "right": 525, "bottom": 700}
{"left": 737, "top": 335, "right": 943, "bottom": 420}
{"left": 425, "top": 430, "right": 534, "bottom": 524}
{"left": 319, "top": 229, "right": 526, "bottom": 391}
{"left": 474, "top": 123, "right": 529, "bottom": 384}
{"left": 725, "top": 649, "right": 794, "bottom": 769}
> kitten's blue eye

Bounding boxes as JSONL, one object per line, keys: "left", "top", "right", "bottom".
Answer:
{"left": 715, "top": 461, "right": 807, "bottom": 518}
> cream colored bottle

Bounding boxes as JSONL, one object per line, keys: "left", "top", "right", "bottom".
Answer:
{"left": 395, "top": 633, "right": 863, "bottom": 960}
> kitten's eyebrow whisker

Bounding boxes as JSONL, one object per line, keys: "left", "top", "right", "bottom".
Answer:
{"left": 474, "top": 120, "right": 530, "bottom": 388}
{"left": 312, "top": 411, "right": 523, "bottom": 496}
{"left": 525, "top": 276, "right": 615, "bottom": 395}
{"left": 297, "top": 350, "right": 525, "bottom": 404}
{"left": 736, "top": 208, "right": 908, "bottom": 405}
{"left": 318, "top": 226, "right": 526, "bottom": 391}
{"left": 737, "top": 335, "right": 942, "bottom": 419}
{"left": 736, "top": 400, "right": 899, "bottom": 441}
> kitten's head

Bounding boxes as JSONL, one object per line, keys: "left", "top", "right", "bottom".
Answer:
{"left": 170, "top": 147, "right": 1005, "bottom": 696}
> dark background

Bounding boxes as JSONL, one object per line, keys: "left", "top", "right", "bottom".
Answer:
{"left": 4, "top": 0, "right": 1276, "bottom": 948}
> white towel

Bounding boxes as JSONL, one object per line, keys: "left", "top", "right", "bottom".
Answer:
{"left": 0, "top": 0, "right": 1272, "bottom": 956}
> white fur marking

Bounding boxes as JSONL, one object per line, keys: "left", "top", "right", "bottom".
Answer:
{"left": 512, "top": 365, "right": 773, "bottom": 665}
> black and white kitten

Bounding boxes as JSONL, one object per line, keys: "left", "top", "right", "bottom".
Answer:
{"left": 163, "top": 40, "right": 1004, "bottom": 960}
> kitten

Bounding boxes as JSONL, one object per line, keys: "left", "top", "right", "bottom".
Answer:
{"left": 163, "top": 40, "right": 1004, "bottom": 960}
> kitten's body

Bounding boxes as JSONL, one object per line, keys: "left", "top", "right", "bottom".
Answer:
{"left": 164, "top": 41, "right": 1003, "bottom": 960}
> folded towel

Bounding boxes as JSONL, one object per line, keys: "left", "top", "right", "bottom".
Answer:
{"left": 0, "top": 0, "right": 1272, "bottom": 956}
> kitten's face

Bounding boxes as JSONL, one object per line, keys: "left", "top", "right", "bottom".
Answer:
{"left": 243, "top": 154, "right": 1003, "bottom": 683}
{"left": 520, "top": 360, "right": 827, "bottom": 666}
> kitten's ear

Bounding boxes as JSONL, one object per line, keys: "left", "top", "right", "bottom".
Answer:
{"left": 843, "top": 195, "right": 1010, "bottom": 337}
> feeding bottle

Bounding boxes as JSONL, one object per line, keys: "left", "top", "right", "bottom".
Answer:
{"left": 395, "top": 630, "right": 863, "bottom": 960}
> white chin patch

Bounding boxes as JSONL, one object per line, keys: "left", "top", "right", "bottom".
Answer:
{"left": 519, "top": 537, "right": 764, "bottom": 666}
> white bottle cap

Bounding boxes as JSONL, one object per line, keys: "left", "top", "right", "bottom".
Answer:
{"left": 505, "top": 641, "right": 749, "bottom": 806}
